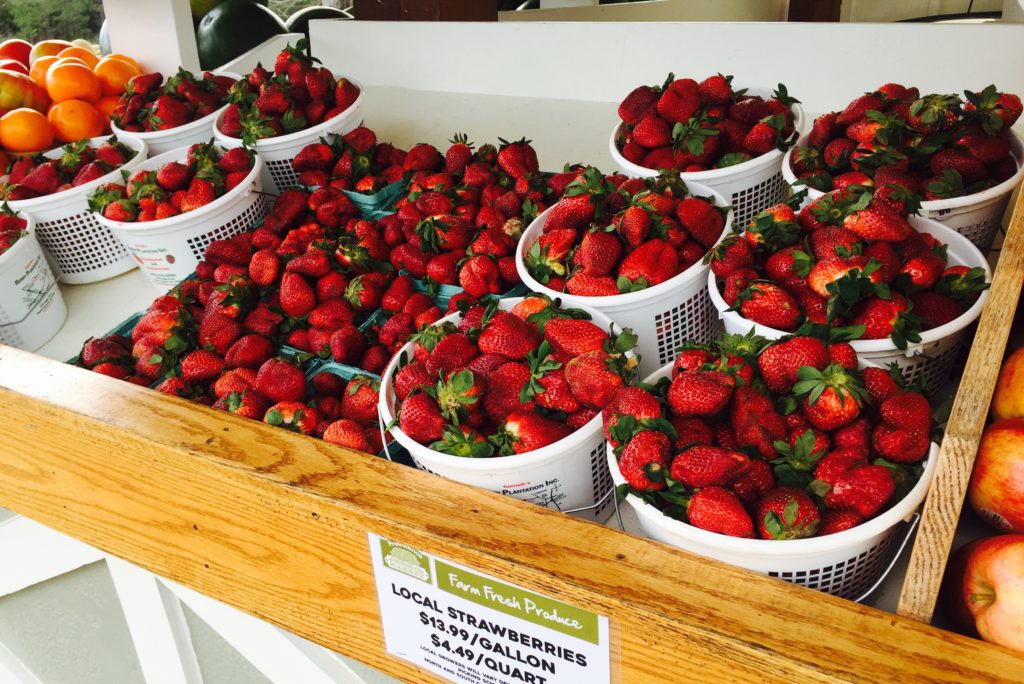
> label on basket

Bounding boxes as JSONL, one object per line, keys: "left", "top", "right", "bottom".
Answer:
{"left": 368, "top": 533, "right": 611, "bottom": 684}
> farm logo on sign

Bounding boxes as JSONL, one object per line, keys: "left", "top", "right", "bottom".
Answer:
{"left": 380, "top": 539, "right": 431, "bottom": 583}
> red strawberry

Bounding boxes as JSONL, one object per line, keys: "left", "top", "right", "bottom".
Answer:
{"left": 563, "top": 350, "right": 625, "bottom": 410}
{"left": 279, "top": 272, "right": 316, "bottom": 318}
{"left": 827, "top": 342, "right": 857, "bottom": 370}
{"left": 836, "top": 93, "right": 885, "bottom": 127}
{"left": 212, "top": 368, "right": 257, "bottom": 399}
{"left": 737, "top": 282, "right": 801, "bottom": 331}
{"left": 181, "top": 349, "right": 225, "bottom": 384}
{"left": 224, "top": 334, "right": 273, "bottom": 370}
{"left": 670, "top": 446, "right": 749, "bottom": 488}
{"left": 807, "top": 256, "right": 881, "bottom": 299}
{"left": 757, "top": 336, "right": 828, "bottom": 394}
{"left": 667, "top": 371, "right": 732, "bottom": 417}
{"left": 426, "top": 333, "right": 478, "bottom": 376}
{"left": 807, "top": 111, "right": 839, "bottom": 149}
{"left": 698, "top": 73, "right": 732, "bottom": 104}
{"left": 322, "top": 419, "right": 371, "bottom": 452}
{"left": 496, "top": 138, "right": 539, "bottom": 179}
{"left": 632, "top": 113, "right": 671, "bottom": 148}
{"left": 656, "top": 77, "right": 700, "bottom": 124}
{"left": 843, "top": 206, "right": 912, "bottom": 242}
{"left": 721, "top": 267, "right": 758, "bottom": 306}
{"left": 180, "top": 177, "right": 216, "bottom": 213}
{"left": 618, "top": 84, "right": 660, "bottom": 124}
{"left": 617, "top": 239, "right": 678, "bottom": 289}
{"left": 730, "top": 459, "right": 776, "bottom": 505}
{"left": 849, "top": 293, "right": 920, "bottom": 344}
{"left": 156, "top": 162, "right": 190, "bottom": 191}
{"left": 493, "top": 411, "right": 571, "bottom": 455}
{"left": 687, "top": 487, "right": 753, "bottom": 538}
{"left": 339, "top": 375, "right": 380, "bottom": 427}
{"left": 483, "top": 361, "right": 535, "bottom": 422}
{"left": 911, "top": 291, "right": 965, "bottom": 329}
{"left": 708, "top": 235, "right": 755, "bottom": 278}
{"left": 819, "top": 510, "right": 863, "bottom": 535}
{"left": 757, "top": 487, "right": 820, "bottom": 540}
{"left": 794, "top": 363, "right": 867, "bottom": 431}
{"left": 214, "top": 390, "right": 270, "bottom": 420}
{"left": 897, "top": 253, "right": 945, "bottom": 290}
{"left": 459, "top": 255, "right": 501, "bottom": 298}
{"left": 477, "top": 311, "right": 539, "bottom": 360}
{"left": 566, "top": 273, "right": 619, "bottom": 296}
{"left": 824, "top": 464, "right": 895, "bottom": 518}
{"left": 399, "top": 392, "right": 445, "bottom": 444}
{"left": 617, "top": 430, "right": 671, "bottom": 491}
{"left": 254, "top": 358, "right": 306, "bottom": 402}
{"left": 572, "top": 230, "right": 622, "bottom": 277}
{"left": 675, "top": 197, "right": 724, "bottom": 249}
{"left": 543, "top": 318, "right": 608, "bottom": 362}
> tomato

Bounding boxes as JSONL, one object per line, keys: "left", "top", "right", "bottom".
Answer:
{"left": 46, "top": 60, "right": 101, "bottom": 104}
{"left": 0, "top": 60, "right": 29, "bottom": 76}
{"left": 47, "top": 99, "right": 104, "bottom": 142}
{"left": 0, "top": 39, "right": 31, "bottom": 67}
{"left": 0, "top": 70, "right": 50, "bottom": 113}
{"left": 0, "top": 108, "right": 54, "bottom": 153}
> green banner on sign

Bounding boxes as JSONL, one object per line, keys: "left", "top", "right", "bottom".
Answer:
{"left": 435, "top": 560, "right": 599, "bottom": 644}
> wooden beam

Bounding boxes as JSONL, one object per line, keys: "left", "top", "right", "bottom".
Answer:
{"left": 0, "top": 348, "right": 1022, "bottom": 683}
{"left": 353, "top": 0, "right": 497, "bottom": 21}
{"left": 787, "top": 0, "right": 842, "bottom": 22}
{"left": 898, "top": 189, "right": 1024, "bottom": 622}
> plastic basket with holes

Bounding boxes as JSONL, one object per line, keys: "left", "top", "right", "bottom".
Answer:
{"left": 95, "top": 145, "right": 268, "bottom": 293}
{"left": 515, "top": 180, "right": 731, "bottom": 378}
{"left": 609, "top": 361, "right": 939, "bottom": 602}
{"left": 378, "top": 297, "right": 629, "bottom": 523}
{"left": 609, "top": 88, "right": 805, "bottom": 229}
{"left": 212, "top": 76, "right": 364, "bottom": 196}
{"left": 782, "top": 130, "right": 1024, "bottom": 251}
{"left": 110, "top": 72, "right": 242, "bottom": 156}
{"left": 0, "top": 211, "right": 67, "bottom": 351}
{"left": 708, "top": 216, "right": 991, "bottom": 391}
{"left": 2, "top": 134, "right": 148, "bottom": 285}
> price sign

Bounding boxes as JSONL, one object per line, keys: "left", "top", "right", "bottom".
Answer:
{"left": 368, "top": 533, "right": 611, "bottom": 684}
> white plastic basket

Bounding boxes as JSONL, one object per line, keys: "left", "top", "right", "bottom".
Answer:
{"left": 110, "top": 72, "right": 241, "bottom": 157}
{"left": 609, "top": 87, "right": 805, "bottom": 229}
{"left": 212, "top": 75, "right": 364, "bottom": 195}
{"left": 379, "top": 297, "right": 629, "bottom": 523}
{"left": 782, "top": 130, "right": 1024, "bottom": 251}
{"left": 0, "top": 213, "right": 67, "bottom": 351}
{"left": 708, "top": 216, "right": 990, "bottom": 391}
{"left": 515, "top": 180, "right": 731, "bottom": 378}
{"left": 95, "top": 145, "right": 268, "bottom": 292}
{"left": 609, "top": 361, "right": 938, "bottom": 601}
{"left": 3, "top": 134, "right": 148, "bottom": 285}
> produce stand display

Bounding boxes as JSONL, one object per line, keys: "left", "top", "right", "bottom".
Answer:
{"left": 2, "top": 17, "right": 1024, "bottom": 683}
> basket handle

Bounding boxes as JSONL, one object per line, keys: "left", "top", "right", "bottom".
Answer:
{"left": 853, "top": 512, "right": 920, "bottom": 604}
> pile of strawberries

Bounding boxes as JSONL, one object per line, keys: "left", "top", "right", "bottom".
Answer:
{"left": 709, "top": 188, "right": 988, "bottom": 345}
{"left": 609, "top": 333, "right": 933, "bottom": 539}
{"left": 112, "top": 69, "right": 237, "bottom": 133}
{"left": 789, "top": 83, "right": 1021, "bottom": 199}
{"left": 88, "top": 142, "right": 255, "bottom": 222}
{"left": 392, "top": 294, "right": 637, "bottom": 456}
{"left": 615, "top": 73, "right": 799, "bottom": 172}
{"left": 217, "top": 40, "right": 360, "bottom": 145}
{"left": 524, "top": 169, "right": 726, "bottom": 296}
{"left": 290, "top": 127, "right": 406, "bottom": 193}
{"left": 1, "top": 137, "right": 135, "bottom": 200}
{"left": 0, "top": 209, "right": 27, "bottom": 257}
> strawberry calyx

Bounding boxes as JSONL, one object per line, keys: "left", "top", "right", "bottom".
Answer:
{"left": 770, "top": 429, "right": 827, "bottom": 486}
{"left": 964, "top": 84, "right": 1007, "bottom": 135}
{"left": 429, "top": 425, "right": 494, "bottom": 458}
{"left": 521, "top": 341, "right": 562, "bottom": 403}
{"left": 429, "top": 369, "right": 481, "bottom": 423}
{"left": 936, "top": 266, "right": 989, "bottom": 307}
{"left": 793, "top": 363, "right": 868, "bottom": 409}
{"left": 671, "top": 116, "right": 719, "bottom": 156}
{"left": 824, "top": 259, "right": 889, "bottom": 322}
{"left": 410, "top": 321, "right": 457, "bottom": 354}
{"left": 716, "top": 329, "right": 768, "bottom": 362}
{"left": 745, "top": 211, "right": 801, "bottom": 253}
{"left": 524, "top": 297, "right": 590, "bottom": 333}
{"left": 761, "top": 498, "right": 819, "bottom": 540}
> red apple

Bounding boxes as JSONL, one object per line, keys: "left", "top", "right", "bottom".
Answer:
{"left": 941, "top": 535, "right": 1024, "bottom": 651}
{"left": 993, "top": 347, "right": 1024, "bottom": 421}
{"left": 969, "top": 419, "right": 1024, "bottom": 533}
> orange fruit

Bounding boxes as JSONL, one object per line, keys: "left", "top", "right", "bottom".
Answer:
{"left": 0, "top": 39, "right": 31, "bottom": 67}
{"left": 94, "top": 56, "right": 140, "bottom": 96}
{"left": 106, "top": 53, "right": 141, "bottom": 72}
{"left": 95, "top": 95, "right": 121, "bottom": 121}
{"left": 28, "top": 40, "right": 73, "bottom": 65}
{"left": 0, "top": 108, "right": 54, "bottom": 153}
{"left": 47, "top": 100, "right": 104, "bottom": 143}
{"left": 46, "top": 61, "right": 101, "bottom": 104}
{"left": 56, "top": 46, "right": 98, "bottom": 70}
{"left": 28, "top": 56, "right": 57, "bottom": 89}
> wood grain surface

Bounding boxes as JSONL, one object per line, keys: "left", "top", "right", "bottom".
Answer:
{"left": 1, "top": 346, "right": 1023, "bottom": 683}
{"left": 897, "top": 191, "right": 1024, "bottom": 623}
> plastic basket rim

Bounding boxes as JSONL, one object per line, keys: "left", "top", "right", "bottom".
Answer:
{"left": 707, "top": 214, "right": 992, "bottom": 353}
{"left": 608, "top": 86, "right": 806, "bottom": 180}
{"left": 212, "top": 75, "right": 364, "bottom": 151}
{"left": 379, "top": 296, "right": 627, "bottom": 470}
{"left": 514, "top": 179, "right": 731, "bottom": 309}
{"left": 0, "top": 210, "right": 36, "bottom": 269}
{"left": 2, "top": 134, "right": 148, "bottom": 211}
{"left": 782, "top": 128, "right": 1024, "bottom": 213}
{"left": 609, "top": 362, "right": 939, "bottom": 556}
{"left": 93, "top": 146, "right": 263, "bottom": 234}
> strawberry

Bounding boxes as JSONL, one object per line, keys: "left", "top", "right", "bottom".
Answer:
{"left": 675, "top": 197, "right": 724, "bottom": 249}
{"left": 757, "top": 487, "right": 820, "bottom": 540}
{"left": 793, "top": 363, "right": 867, "bottom": 431}
{"left": 617, "top": 239, "right": 678, "bottom": 290}
{"left": 823, "top": 464, "right": 895, "bottom": 518}
{"left": 224, "top": 334, "right": 273, "bottom": 370}
{"left": 482, "top": 361, "right": 535, "bottom": 422}
{"left": 743, "top": 115, "right": 785, "bottom": 155}
{"left": 819, "top": 510, "right": 863, "bottom": 535}
{"left": 656, "top": 77, "right": 700, "bottom": 124}
{"left": 618, "top": 84, "right": 660, "bottom": 124}
{"left": 730, "top": 459, "right": 776, "bottom": 505}
{"left": 861, "top": 366, "right": 900, "bottom": 404}
{"left": 212, "top": 368, "right": 257, "bottom": 399}
{"left": 757, "top": 336, "right": 828, "bottom": 393}
{"left": 426, "top": 333, "right": 478, "bottom": 376}
{"left": 737, "top": 282, "right": 800, "bottom": 331}
{"left": 445, "top": 133, "right": 474, "bottom": 174}
{"left": 179, "top": 177, "right": 216, "bottom": 213}
{"left": 214, "top": 390, "right": 270, "bottom": 421}
{"left": 965, "top": 85, "right": 1022, "bottom": 133}
{"left": 836, "top": 93, "right": 885, "bottom": 127}
{"left": 897, "top": 253, "right": 945, "bottom": 290}
{"left": 322, "top": 418, "right": 371, "bottom": 452}
{"left": 496, "top": 138, "right": 538, "bottom": 179}
{"left": 698, "top": 73, "right": 732, "bottom": 104}
{"left": 156, "top": 162, "right": 190, "bottom": 192}
{"left": 399, "top": 392, "right": 445, "bottom": 444}
{"left": 477, "top": 311, "right": 539, "bottom": 360}
{"left": 293, "top": 142, "right": 334, "bottom": 172}
{"left": 254, "top": 358, "right": 306, "bottom": 402}
{"left": 279, "top": 272, "right": 316, "bottom": 318}
{"left": 632, "top": 113, "right": 671, "bottom": 149}
{"left": 147, "top": 95, "right": 189, "bottom": 130}
{"left": 617, "top": 430, "right": 671, "bottom": 491}
{"left": 564, "top": 350, "right": 626, "bottom": 410}
{"left": 264, "top": 401, "right": 320, "bottom": 435}
{"left": 491, "top": 411, "right": 571, "bottom": 455}
{"left": 849, "top": 294, "right": 922, "bottom": 347}
{"left": 843, "top": 206, "right": 912, "bottom": 242}
{"left": 459, "top": 255, "right": 502, "bottom": 298}
{"left": 721, "top": 267, "right": 758, "bottom": 306}
{"left": 667, "top": 371, "right": 732, "bottom": 417}
{"left": 687, "top": 486, "right": 754, "bottom": 538}
{"left": 566, "top": 273, "right": 619, "bottom": 296}
{"left": 572, "top": 230, "right": 622, "bottom": 277}
{"left": 807, "top": 255, "right": 882, "bottom": 299}
{"left": 181, "top": 349, "right": 225, "bottom": 384}
{"left": 911, "top": 291, "right": 964, "bottom": 329}
{"left": 670, "top": 445, "right": 749, "bottom": 488}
